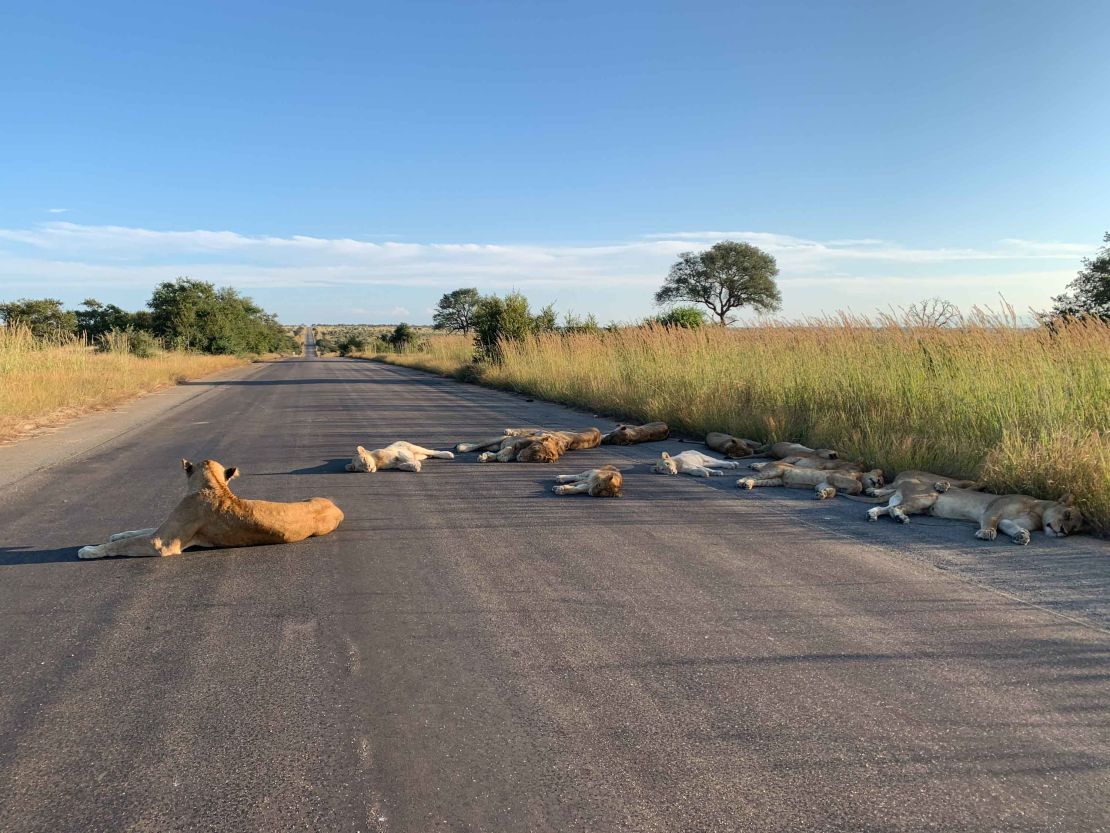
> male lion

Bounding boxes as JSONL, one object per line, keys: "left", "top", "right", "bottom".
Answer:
{"left": 868, "top": 482, "right": 1082, "bottom": 544}
{"left": 653, "top": 450, "right": 744, "bottom": 477}
{"left": 346, "top": 441, "right": 454, "bottom": 472}
{"left": 601, "top": 422, "right": 669, "bottom": 446}
{"left": 476, "top": 428, "right": 602, "bottom": 464}
{"left": 737, "top": 462, "right": 884, "bottom": 499}
{"left": 758, "top": 442, "right": 839, "bottom": 461}
{"left": 705, "top": 432, "right": 763, "bottom": 459}
{"left": 77, "top": 459, "right": 344, "bottom": 559}
{"left": 455, "top": 428, "right": 541, "bottom": 454}
{"left": 552, "top": 466, "right": 623, "bottom": 497}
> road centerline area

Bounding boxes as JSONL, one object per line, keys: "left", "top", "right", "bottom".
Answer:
{"left": 1, "top": 356, "right": 1108, "bottom": 832}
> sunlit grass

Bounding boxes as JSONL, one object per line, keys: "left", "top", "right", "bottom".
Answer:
{"left": 376, "top": 318, "right": 1110, "bottom": 533}
{"left": 0, "top": 325, "right": 247, "bottom": 443}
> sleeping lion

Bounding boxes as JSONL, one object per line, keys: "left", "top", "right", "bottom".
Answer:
{"left": 705, "top": 432, "right": 763, "bottom": 459}
{"left": 346, "top": 441, "right": 454, "bottom": 472}
{"left": 552, "top": 465, "right": 623, "bottom": 497}
{"left": 78, "top": 459, "right": 343, "bottom": 559}
{"left": 601, "top": 422, "right": 669, "bottom": 445}
{"left": 758, "top": 442, "right": 840, "bottom": 461}
{"left": 737, "top": 461, "right": 884, "bottom": 499}
{"left": 471, "top": 427, "right": 603, "bottom": 463}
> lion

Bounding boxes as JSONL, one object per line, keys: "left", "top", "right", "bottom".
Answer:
{"left": 477, "top": 428, "right": 602, "bottom": 463}
{"left": 867, "top": 481, "right": 1082, "bottom": 544}
{"left": 652, "top": 450, "right": 744, "bottom": 477}
{"left": 601, "top": 422, "right": 669, "bottom": 446}
{"left": 757, "top": 442, "right": 839, "bottom": 461}
{"left": 552, "top": 465, "right": 623, "bottom": 497}
{"left": 77, "top": 459, "right": 344, "bottom": 559}
{"left": 705, "top": 432, "right": 763, "bottom": 459}
{"left": 749, "top": 456, "right": 870, "bottom": 473}
{"left": 346, "top": 441, "right": 454, "bottom": 473}
{"left": 455, "top": 428, "right": 541, "bottom": 454}
{"left": 737, "top": 462, "right": 884, "bottom": 499}
{"left": 861, "top": 469, "right": 981, "bottom": 523}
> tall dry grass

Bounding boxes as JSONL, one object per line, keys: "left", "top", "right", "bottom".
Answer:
{"left": 377, "top": 319, "right": 1110, "bottom": 532}
{"left": 0, "top": 325, "right": 247, "bottom": 443}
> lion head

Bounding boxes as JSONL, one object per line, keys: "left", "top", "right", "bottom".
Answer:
{"left": 653, "top": 451, "right": 679, "bottom": 475}
{"left": 346, "top": 446, "right": 377, "bottom": 472}
{"left": 1044, "top": 495, "right": 1083, "bottom": 537}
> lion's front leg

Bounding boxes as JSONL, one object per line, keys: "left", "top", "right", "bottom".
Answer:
{"left": 998, "top": 518, "right": 1032, "bottom": 545}
{"left": 78, "top": 534, "right": 185, "bottom": 559}
{"left": 108, "top": 527, "right": 158, "bottom": 542}
{"left": 737, "top": 476, "right": 783, "bottom": 490}
{"left": 552, "top": 481, "right": 591, "bottom": 495}
{"left": 975, "top": 511, "right": 1003, "bottom": 541}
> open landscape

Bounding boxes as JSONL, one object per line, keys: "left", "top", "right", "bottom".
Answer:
{"left": 3, "top": 3, "right": 1109, "bottom": 831}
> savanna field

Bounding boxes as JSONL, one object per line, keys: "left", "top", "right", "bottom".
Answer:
{"left": 371, "top": 318, "right": 1110, "bottom": 533}
{"left": 0, "top": 325, "right": 247, "bottom": 443}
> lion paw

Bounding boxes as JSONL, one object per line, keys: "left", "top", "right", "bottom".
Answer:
{"left": 866, "top": 508, "right": 881, "bottom": 522}
{"left": 816, "top": 487, "right": 836, "bottom": 500}
{"left": 77, "top": 546, "right": 103, "bottom": 560}
{"left": 477, "top": 452, "right": 495, "bottom": 463}
{"left": 1011, "top": 529, "right": 1031, "bottom": 545}
{"left": 975, "top": 528, "right": 997, "bottom": 541}
{"left": 892, "top": 510, "right": 910, "bottom": 524}
{"left": 737, "top": 478, "right": 756, "bottom": 490}
{"left": 933, "top": 480, "right": 951, "bottom": 493}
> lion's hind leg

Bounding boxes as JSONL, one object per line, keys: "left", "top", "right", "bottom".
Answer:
{"left": 552, "top": 481, "right": 592, "bottom": 495}
{"left": 737, "top": 475, "right": 783, "bottom": 490}
{"left": 79, "top": 533, "right": 185, "bottom": 559}
{"left": 108, "top": 527, "right": 158, "bottom": 542}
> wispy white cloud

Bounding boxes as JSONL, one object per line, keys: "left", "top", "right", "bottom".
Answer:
{"left": 46, "top": 208, "right": 70, "bottom": 214}
{"left": 0, "top": 221, "right": 1086, "bottom": 319}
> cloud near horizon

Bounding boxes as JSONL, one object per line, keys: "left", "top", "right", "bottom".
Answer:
{"left": 0, "top": 221, "right": 1087, "bottom": 321}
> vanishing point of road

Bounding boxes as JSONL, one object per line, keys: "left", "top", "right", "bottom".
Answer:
{"left": 1, "top": 334, "right": 1108, "bottom": 832}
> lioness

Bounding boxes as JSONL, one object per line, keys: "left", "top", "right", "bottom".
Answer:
{"left": 737, "top": 462, "right": 884, "bottom": 499}
{"left": 750, "top": 457, "right": 868, "bottom": 473}
{"left": 601, "top": 422, "right": 669, "bottom": 446}
{"left": 705, "top": 432, "right": 763, "bottom": 459}
{"left": 455, "top": 428, "right": 541, "bottom": 454}
{"left": 478, "top": 428, "right": 602, "bottom": 464}
{"left": 869, "top": 483, "right": 1082, "bottom": 544}
{"left": 346, "top": 441, "right": 454, "bottom": 473}
{"left": 653, "top": 450, "right": 744, "bottom": 477}
{"left": 552, "top": 466, "right": 623, "bottom": 497}
{"left": 78, "top": 459, "right": 344, "bottom": 559}
{"left": 863, "top": 469, "right": 980, "bottom": 523}
{"left": 758, "top": 442, "right": 839, "bottom": 461}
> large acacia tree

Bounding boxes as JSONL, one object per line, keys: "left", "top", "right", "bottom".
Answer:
{"left": 432, "top": 287, "right": 481, "bottom": 334}
{"left": 1052, "top": 232, "right": 1110, "bottom": 320}
{"left": 655, "top": 241, "right": 782, "bottom": 325}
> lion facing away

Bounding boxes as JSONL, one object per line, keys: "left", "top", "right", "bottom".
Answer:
{"left": 552, "top": 465, "right": 623, "bottom": 497}
{"left": 737, "top": 461, "right": 884, "bottom": 499}
{"left": 653, "top": 450, "right": 744, "bottom": 477}
{"left": 705, "top": 432, "right": 763, "bottom": 459}
{"left": 601, "top": 422, "right": 669, "bottom": 446}
{"left": 78, "top": 459, "right": 344, "bottom": 559}
{"left": 867, "top": 479, "right": 1082, "bottom": 544}
{"left": 346, "top": 441, "right": 454, "bottom": 473}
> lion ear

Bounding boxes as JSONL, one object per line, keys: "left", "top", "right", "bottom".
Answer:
{"left": 181, "top": 458, "right": 194, "bottom": 474}
{"left": 224, "top": 467, "right": 239, "bottom": 481}
{"left": 661, "top": 452, "right": 671, "bottom": 459}
{"left": 356, "top": 445, "right": 367, "bottom": 454}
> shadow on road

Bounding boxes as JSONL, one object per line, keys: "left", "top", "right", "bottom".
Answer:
{"left": 0, "top": 545, "right": 79, "bottom": 565}
{"left": 288, "top": 459, "right": 352, "bottom": 475}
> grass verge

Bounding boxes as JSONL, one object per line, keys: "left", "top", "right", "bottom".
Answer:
{"left": 372, "top": 322, "right": 1110, "bottom": 534}
{"left": 0, "top": 327, "right": 249, "bottom": 444}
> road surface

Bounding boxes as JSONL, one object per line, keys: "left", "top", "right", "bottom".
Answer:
{"left": 1, "top": 345, "right": 1108, "bottom": 832}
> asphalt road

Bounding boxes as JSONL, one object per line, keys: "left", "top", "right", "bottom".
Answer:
{"left": 1, "top": 342, "right": 1109, "bottom": 832}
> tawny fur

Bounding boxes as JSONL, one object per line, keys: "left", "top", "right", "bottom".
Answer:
{"left": 455, "top": 428, "right": 542, "bottom": 453}
{"left": 757, "top": 441, "right": 839, "bottom": 461}
{"left": 78, "top": 459, "right": 344, "bottom": 559}
{"left": 737, "top": 462, "right": 884, "bottom": 499}
{"left": 601, "top": 422, "right": 669, "bottom": 446}
{"left": 552, "top": 465, "right": 623, "bottom": 497}
{"left": 475, "top": 427, "right": 603, "bottom": 464}
{"left": 867, "top": 481, "right": 1082, "bottom": 544}
{"left": 652, "top": 450, "right": 744, "bottom": 478}
{"left": 346, "top": 441, "right": 454, "bottom": 473}
{"left": 705, "top": 432, "right": 763, "bottom": 459}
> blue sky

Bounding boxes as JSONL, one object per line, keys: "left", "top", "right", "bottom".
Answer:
{"left": 1, "top": 0, "right": 1107, "bottom": 324}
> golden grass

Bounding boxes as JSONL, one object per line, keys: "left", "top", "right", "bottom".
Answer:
{"left": 0, "top": 326, "right": 247, "bottom": 443}
{"left": 376, "top": 320, "right": 1110, "bottom": 533}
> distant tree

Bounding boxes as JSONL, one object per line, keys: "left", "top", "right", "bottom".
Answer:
{"left": 562, "top": 311, "right": 602, "bottom": 334}
{"left": 1052, "top": 232, "right": 1110, "bottom": 320}
{"left": 652, "top": 305, "right": 707, "bottom": 329}
{"left": 902, "top": 297, "right": 961, "bottom": 328}
{"left": 0, "top": 298, "right": 77, "bottom": 340}
{"left": 473, "top": 291, "right": 534, "bottom": 360}
{"left": 76, "top": 298, "right": 141, "bottom": 339}
{"left": 337, "top": 332, "right": 368, "bottom": 356}
{"left": 532, "top": 303, "right": 559, "bottom": 333}
{"left": 387, "top": 322, "right": 419, "bottom": 350}
{"left": 655, "top": 241, "right": 782, "bottom": 325}
{"left": 433, "top": 287, "right": 481, "bottom": 334}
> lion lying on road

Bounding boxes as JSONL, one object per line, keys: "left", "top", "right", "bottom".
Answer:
{"left": 653, "top": 450, "right": 744, "bottom": 477}
{"left": 866, "top": 476, "right": 1082, "bottom": 544}
{"left": 552, "top": 466, "right": 623, "bottom": 497}
{"left": 346, "top": 441, "right": 454, "bottom": 472}
{"left": 78, "top": 459, "right": 344, "bottom": 559}
{"left": 862, "top": 469, "right": 980, "bottom": 523}
{"left": 758, "top": 442, "right": 839, "bottom": 461}
{"left": 601, "top": 422, "right": 669, "bottom": 445}
{"left": 705, "top": 432, "right": 763, "bottom": 459}
{"left": 455, "top": 428, "right": 541, "bottom": 454}
{"left": 737, "top": 462, "right": 884, "bottom": 499}
{"left": 467, "top": 427, "right": 602, "bottom": 463}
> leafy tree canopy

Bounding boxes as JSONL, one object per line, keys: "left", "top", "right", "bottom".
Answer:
{"left": 655, "top": 240, "right": 782, "bottom": 325}
{"left": 1053, "top": 232, "right": 1110, "bottom": 320}
{"left": 432, "top": 288, "right": 481, "bottom": 334}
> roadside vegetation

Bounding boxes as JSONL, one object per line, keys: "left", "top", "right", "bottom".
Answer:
{"left": 368, "top": 234, "right": 1110, "bottom": 533}
{"left": 0, "top": 278, "right": 299, "bottom": 443}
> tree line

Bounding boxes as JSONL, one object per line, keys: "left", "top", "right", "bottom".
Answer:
{"left": 0, "top": 278, "right": 298, "bottom": 356}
